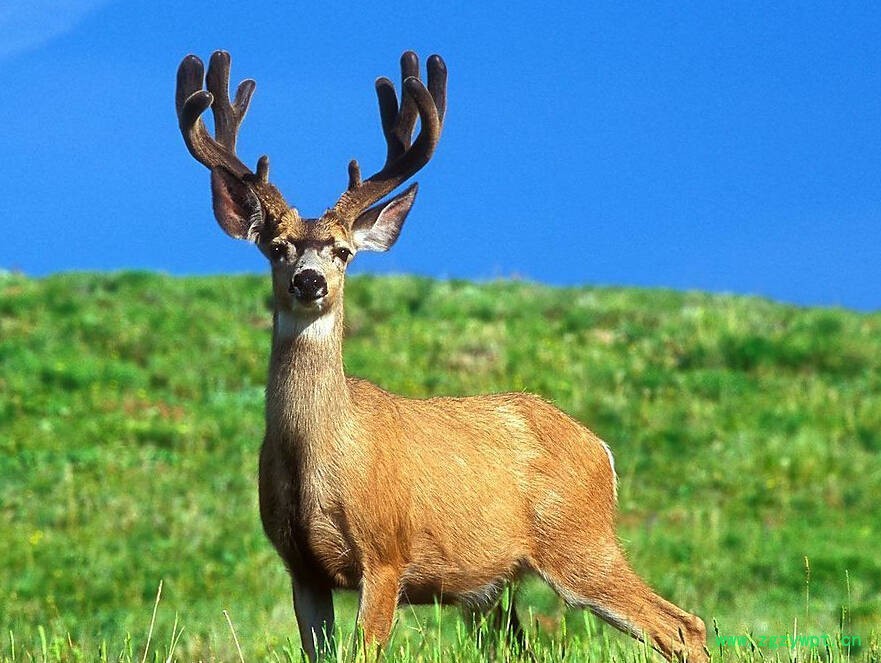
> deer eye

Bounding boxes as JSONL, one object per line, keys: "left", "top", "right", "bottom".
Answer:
{"left": 334, "top": 247, "right": 352, "bottom": 263}
{"left": 269, "top": 243, "right": 287, "bottom": 261}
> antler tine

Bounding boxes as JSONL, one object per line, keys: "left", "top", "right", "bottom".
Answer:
{"left": 394, "top": 52, "right": 421, "bottom": 158}
{"left": 426, "top": 54, "right": 447, "bottom": 125}
{"left": 175, "top": 53, "right": 254, "bottom": 179}
{"left": 347, "top": 159, "right": 362, "bottom": 191}
{"left": 206, "top": 51, "right": 256, "bottom": 153}
{"left": 176, "top": 55, "right": 204, "bottom": 119}
{"left": 334, "top": 52, "right": 446, "bottom": 220}
{"left": 374, "top": 52, "right": 420, "bottom": 164}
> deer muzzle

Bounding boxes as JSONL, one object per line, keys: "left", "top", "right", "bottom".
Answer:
{"left": 290, "top": 269, "right": 328, "bottom": 302}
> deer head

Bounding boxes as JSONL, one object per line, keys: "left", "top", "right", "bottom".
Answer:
{"left": 175, "top": 51, "right": 446, "bottom": 321}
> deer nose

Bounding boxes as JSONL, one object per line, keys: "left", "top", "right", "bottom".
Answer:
{"left": 290, "top": 269, "right": 328, "bottom": 301}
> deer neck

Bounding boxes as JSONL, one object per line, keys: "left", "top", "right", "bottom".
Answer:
{"left": 267, "top": 298, "right": 352, "bottom": 448}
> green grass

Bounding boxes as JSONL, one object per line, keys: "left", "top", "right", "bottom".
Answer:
{"left": 1, "top": 270, "right": 879, "bottom": 661}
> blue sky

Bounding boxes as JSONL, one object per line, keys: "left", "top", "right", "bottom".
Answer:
{"left": 1, "top": 2, "right": 879, "bottom": 310}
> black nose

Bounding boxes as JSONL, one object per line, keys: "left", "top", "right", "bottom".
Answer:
{"left": 291, "top": 269, "right": 328, "bottom": 301}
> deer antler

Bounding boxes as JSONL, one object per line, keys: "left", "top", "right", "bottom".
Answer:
{"left": 333, "top": 51, "right": 447, "bottom": 220}
{"left": 176, "top": 51, "right": 266, "bottom": 181}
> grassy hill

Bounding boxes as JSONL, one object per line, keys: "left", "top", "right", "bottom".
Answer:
{"left": 1, "top": 271, "right": 879, "bottom": 661}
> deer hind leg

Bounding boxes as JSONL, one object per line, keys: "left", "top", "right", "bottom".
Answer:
{"left": 463, "top": 587, "right": 528, "bottom": 655}
{"left": 486, "top": 595, "right": 527, "bottom": 648}
{"left": 536, "top": 544, "right": 707, "bottom": 662}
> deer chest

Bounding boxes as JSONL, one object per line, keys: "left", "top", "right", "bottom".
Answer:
{"left": 258, "top": 444, "right": 360, "bottom": 588}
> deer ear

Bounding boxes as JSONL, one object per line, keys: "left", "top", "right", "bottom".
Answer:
{"left": 210, "top": 167, "right": 264, "bottom": 241}
{"left": 351, "top": 183, "right": 418, "bottom": 252}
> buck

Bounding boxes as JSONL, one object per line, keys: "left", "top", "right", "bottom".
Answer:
{"left": 175, "top": 50, "right": 708, "bottom": 662}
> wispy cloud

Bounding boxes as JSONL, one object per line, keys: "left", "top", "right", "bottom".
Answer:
{"left": 0, "top": 1, "right": 114, "bottom": 61}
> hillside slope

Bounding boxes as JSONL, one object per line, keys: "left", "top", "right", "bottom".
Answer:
{"left": 1, "top": 271, "right": 878, "bottom": 660}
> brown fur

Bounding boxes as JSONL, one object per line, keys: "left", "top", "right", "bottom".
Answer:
{"left": 258, "top": 282, "right": 707, "bottom": 662}
{"left": 176, "top": 50, "right": 708, "bottom": 662}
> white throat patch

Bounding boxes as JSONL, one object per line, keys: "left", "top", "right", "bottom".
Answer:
{"left": 276, "top": 310, "right": 337, "bottom": 342}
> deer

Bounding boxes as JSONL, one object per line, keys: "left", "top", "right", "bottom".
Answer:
{"left": 175, "top": 50, "right": 709, "bottom": 662}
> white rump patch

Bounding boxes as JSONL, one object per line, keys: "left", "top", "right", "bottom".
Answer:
{"left": 600, "top": 438, "right": 618, "bottom": 501}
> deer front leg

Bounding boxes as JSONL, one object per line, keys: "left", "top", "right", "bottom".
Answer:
{"left": 356, "top": 565, "right": 401, "bottom": 654}
{"left": 292, "top": 575, "right": 335, "bottom": 662}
